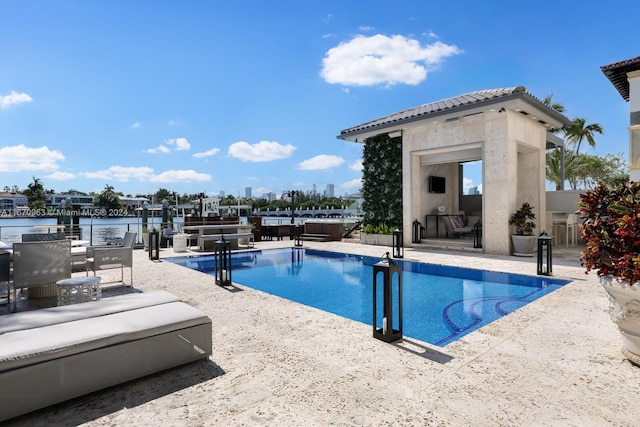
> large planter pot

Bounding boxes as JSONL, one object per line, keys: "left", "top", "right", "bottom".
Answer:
{"left": 511, "top": 234, "right": 536, "bottom": 257}
{"left": 142, "top": 232, "right": 149, "bottom": 250}
{"left": 360, "top": 232, "right": 394, "bottom": 247}
{"left": 600, "top": 276, "right": 640, "bottom": 365}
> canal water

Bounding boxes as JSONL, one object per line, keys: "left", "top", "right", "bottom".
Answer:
{"left": 0, "top": 216, "right": 165, "bottom": 245}
{"left": 0, "top": 216, "right": 350, "bottom": 245}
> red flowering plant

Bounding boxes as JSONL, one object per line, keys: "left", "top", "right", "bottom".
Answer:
{"left": 578, "top": 181, "right": 640, "bottom": 285}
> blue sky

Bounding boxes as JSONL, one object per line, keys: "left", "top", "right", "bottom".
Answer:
{"left": 1, "top": 1, "right": 638, "bottom": 199}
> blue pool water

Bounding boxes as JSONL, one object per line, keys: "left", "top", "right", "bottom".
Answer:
{"left": 166, "top": 248, "right": 570, "bottom": 346}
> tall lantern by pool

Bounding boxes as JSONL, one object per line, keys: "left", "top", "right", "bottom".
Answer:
{"left": 372, "top": 252, "right": 403, "bottom": 343}
{"left": 537, "top": 232, "right": 553, "bottom": 276}
{"left": 148, "top": 229, "right": 160, "bottom": 260}
{"left": 392, "top": 228, "right": 403, "bottom": 258}
{"left": 215, "top": 237, "right": 232, "bottom": 286}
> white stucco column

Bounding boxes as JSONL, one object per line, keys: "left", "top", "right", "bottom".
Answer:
{"left": 483, "top": 113, "right": 516, "bottom": 255}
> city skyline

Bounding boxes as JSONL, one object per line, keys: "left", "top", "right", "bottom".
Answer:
{"left": 1, "top": 2, "right": 638, "bottom": 197}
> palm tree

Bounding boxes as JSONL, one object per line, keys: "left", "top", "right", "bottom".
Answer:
{"left": 543, "top": 93, "right": 566, "bottom": 115}
{"left": 24, "top": 176, "right": 47, "bottom": 209}
{"left": 564, "top": 117, "right": 604, "bottom": 154}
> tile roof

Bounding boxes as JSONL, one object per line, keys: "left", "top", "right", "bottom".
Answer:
{"left": 338, "top": 86, "right": 567, "bottom": 139}
{"left": 601, "top": 56, "right": 640, "bottom": 102}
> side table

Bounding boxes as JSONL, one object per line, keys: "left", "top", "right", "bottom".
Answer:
{"left": 173, "top": 234, "right": 189, "bottom": 253}
{"left": 56, "top": 277, "right": 102, "bottom": 305}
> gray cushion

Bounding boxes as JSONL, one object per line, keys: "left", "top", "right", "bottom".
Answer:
{"left": 0, "top": 290, "right": 179, "bottom": 335}
{"left": 0, "top": 300, "right": 211, "bottom": 372}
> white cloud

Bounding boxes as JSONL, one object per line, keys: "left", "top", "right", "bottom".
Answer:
{"left": 255, "top": 186, "right": 272, "bottom": 194}
{"left": 81, "top": 166, "right": 154, "bottom": 182}
{"left": 130, "top": 122, "right": 141, "bottom": 129}
{"left": 168, "top": 119, "right": 181, "bottom": 126}
{"left": 145, "top": 145, "right": 171, "bottom": 154}
{"left": 359, "top": 26, "right": 374, "bottom": 32}
{"left": 0, "top": 144, "right": 64, "bottom": 172}
{"left": 150, "top": 170, "right": 211, "bottom": 183}
{"left": 297, "top": 154, "right": 345, "bottom": 170}
{"left": 228, "top": 140, "right": 296, "bottom": 162}
{"left": 80, "top": 166, "right": 210, "bottom": 184}
{"left": 46, "top": 171, "right": 75, "bottom": 180}
{"left": 341, "top": 178, "right": 363, "bottom": 189}
{"left": 321, "top": 34, "right": 462, "bottom": 86}
{"left": 193, "top": 148, "right": 221, "bottom": 158}
{"left": 349, "top": 159, "right": 363, "bottom": 171}
{"left": 167, "top": 137, "right": 190, "bottom": 151}
{"left": 0, "top": 91, "right": 33, "bottom": 109}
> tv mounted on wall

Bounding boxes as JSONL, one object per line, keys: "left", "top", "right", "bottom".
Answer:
{"left": 428, "top": 176, "right": 446, "bottom": 193}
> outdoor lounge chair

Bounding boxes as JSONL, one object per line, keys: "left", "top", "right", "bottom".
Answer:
{"left": 443, "top": 216, "right": 473, "bottom": 238}
{"left": 12, "top": 240, "right": 72, "bottom": 302}
{"left": 85, "top": 231, "right": 136, "bottom": 286}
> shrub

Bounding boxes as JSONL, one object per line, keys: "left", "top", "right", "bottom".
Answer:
{"left": 579, "top": 181, "right": 640, "bottom": 285}
{"left": 508, "top": 202, "right": 536, "bottom": 236}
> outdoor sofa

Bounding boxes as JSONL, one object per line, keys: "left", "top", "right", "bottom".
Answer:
{"left": 0, "top": 290, "right": 212, "bottom": 422}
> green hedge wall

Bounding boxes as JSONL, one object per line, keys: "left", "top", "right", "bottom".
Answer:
{"left": 361, "top": 134, "right": 403, "bottom": 229}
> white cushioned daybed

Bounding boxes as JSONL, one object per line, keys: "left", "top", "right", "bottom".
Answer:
{"left": 0, "top": 291, "right": 212, "bottom": 422}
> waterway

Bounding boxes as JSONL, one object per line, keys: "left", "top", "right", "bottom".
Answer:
{"left": 0, "top": 216, "right": 353, "bottom": 245}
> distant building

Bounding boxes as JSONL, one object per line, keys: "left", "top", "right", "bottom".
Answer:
{"left": 245, "top": 187, "right": 252, "bottom": 198}
{"left": 468, "top": 186, "right": 480, "bottom": 195}
{"left": 119, "top": 196, "right": 150, "bottom": 214}
{"left": 324, "top": 184, "right": 335, "bottom": 198}
{"left": 0, "top": 191, "right": 28, "bottom": 213}
{"left": 601, "top": 56, "right": 640, "bottom": 181}
{"left": 219, "top": 191, "right": 225, "bottom": 198}
{"left": 47, "top": 192, "right": 94, "bottom": 210}
{"left": 312, "top": 184, "right": 317, "bottom": 195}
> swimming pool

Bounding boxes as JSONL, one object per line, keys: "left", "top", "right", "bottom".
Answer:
{"left": 167, "top": 248, "right": 570, "bottom": 346}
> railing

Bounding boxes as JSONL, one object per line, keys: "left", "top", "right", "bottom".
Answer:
{"left": 0, "top": 217, "right": 181, "bottom": 246}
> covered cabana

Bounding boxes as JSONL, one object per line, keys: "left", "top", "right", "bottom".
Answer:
{"left": 338, "top": 86, "right": 571, "bottom": 255}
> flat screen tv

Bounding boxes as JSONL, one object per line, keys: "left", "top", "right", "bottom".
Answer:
{"left": 429, "top": 176, "right": 446, "bottom": 193}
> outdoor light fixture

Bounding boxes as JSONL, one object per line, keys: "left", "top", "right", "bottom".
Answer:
{"left": 214, "top": 237, "right": 232, "bottom": 286}
{"left": 537, "top": 232, "right": 553, "bottom": 276}
{"left": 473, "top": 220, "right": 483, "bottom": 249}
{"left": 148, "top": 228, "right": 160, "bottom": 261}
{"left": 372, "top": 252, "right": 403, "bottom": 343}
{"left": 294, "top": 224, "right": 303, "bottom": 247}
{"left": 392, "top": 228, "right": 403, "bottom": 258}
{"left": 412, "top": 219, "right": 424, "bottom": 244}
{"left": 388, "top": 130, "right": 402, "bottom": 138}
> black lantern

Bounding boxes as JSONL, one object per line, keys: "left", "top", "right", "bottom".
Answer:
{"left": 412, "top": 220, "right": 421, "bottom": 244}
{"left": 537, "top": 232, "right": 553, "bottom": 276}
{"left": 214, "top": 237, "right": 232, "bottom": 286}
{"left": 294, "top": 224, "right": 303, "bottom": 247}
{"left": 392, "top": 228, "right": 403, "bottom": 258}
{"left": 473, "top": 220, "right": 483, "bottom": 249}
{"left": 148, "top": 229, "right": 160, "bottom": 260}
{"left": 373, "top": 252, "right": 403, "bottom": 342}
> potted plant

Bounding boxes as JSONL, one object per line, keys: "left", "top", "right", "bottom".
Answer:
{"left": 579, "top": 180, "right": 640, "bottom": 365}
{"left": 360, "top": 223, "right": 397, "bottom": 246}
{"left": 509, "top": 202, "right": 536, "bottom": 256}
